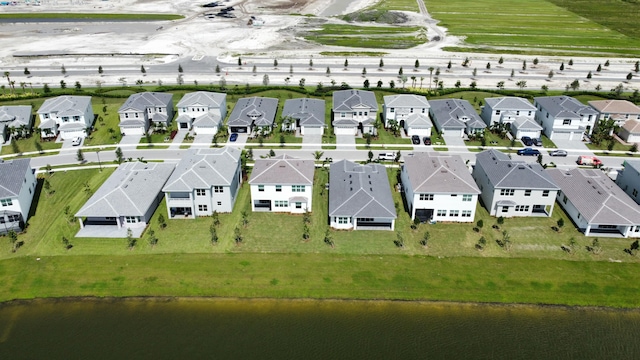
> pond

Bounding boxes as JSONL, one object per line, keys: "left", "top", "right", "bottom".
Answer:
{"left": 0, "top": 298, "right": 639, "bottom": 359}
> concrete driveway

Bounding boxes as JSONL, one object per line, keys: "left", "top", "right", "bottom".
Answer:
{"left": 442, "top": 134, "right": 468, "bottom": 152}
{"left": 303, "top": 134, "right": 322, "bottom": 148}
{"left": 192, "top": 133, "right": 214, "bottom": 147}
{"left": 551, "top": 139, "right": 592, "bottom": 153}
{"left": 336, "top": 135, "right": 355, "bottom": 149}
{"left": 60, "top": 136, "right": 83, "bottom": 149}
{"left": 119, "top": 134, "right": 142, "bottom": 146}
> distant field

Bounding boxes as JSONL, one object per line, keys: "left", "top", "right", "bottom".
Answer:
{"left": 305, "top": 24, "right": 427, "bottom": 49}
{"left": 370, "top": 0, "right": 419, "bottom": 12}
{"left": 427, "top": 0, "right": 640, "bottom": 57}
{"left": 0, "top": 13, "right": 183, "bottom": 21}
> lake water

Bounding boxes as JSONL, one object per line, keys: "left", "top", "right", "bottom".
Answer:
{"left": 1, "top": 298, "right": 639, "bottom": 359}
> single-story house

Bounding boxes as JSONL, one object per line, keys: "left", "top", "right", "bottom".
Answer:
{"left": 0, "top": 105, "right": 32, "bottom": 144}
{"left": 281, "top": 98, "right": 326, "bottom": 136}
{"left": 429, "top": 99, "right": 486, "bottom": 137}
{"left": 227, "top": 97, "right": 278, "bottom": 134}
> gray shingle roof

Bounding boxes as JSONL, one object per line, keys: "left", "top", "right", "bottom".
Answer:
{"left": 513, "top": 117, "right": 543, "bottom": 131}
{"left": 163, "top": 147, "right": 241, "bottom": 192}
{"left": 37, "top": 96, "right": 91, "bottom": 116}
{"left": 405, "top": 113, "right": 433, "bottom": 128}
{"left": 0, "top": 159, "right": 31, "bottom": 198}
{"left": 227, "top": 97, "right": 278, "bottom": 127}
{"left": 282, "top": 98, "right": 325, "bottom": 127}
{"left": 623, "top": 159, "right": 640, "bottom": 173}
{"left": 118, "top": 92, "right": 173, "bottom": 112}
{"left": 176, "top": 91, "right": 226, "bottom": 108}
{"left": 548, "top": 168, "right": 640, "bottom": 225}
{"left": 403, "top": 152, "right": 480, "bottom": 194}
{"left": 383, "top": 94, "right": 430, "bottom": 108}
{"left": 484, "top": 97, "right": 536, "bottom": 111}
{"left": 333, "top": 90, "right": 377, "bottom": 112}
{"left": 329, "top": 160, "right": 396, "bottom": 219}
{"left": 0, "top": 106, "right": 32, "bottom": 128}
{"left": 430, "top": 99, "right": 483, "bottom": 130}
{"left": 534, "top": 96, "right": 597, "bottom": 118}
{"left": 192, "top": 113, "right": 222, "bottom": 127}
{"left": 76, "top": 162, "right": 175, "bottom": 218}
{"left": 475, "top": 149, "right": 559, "bottom": 190}
{"left": 249, "top": 155, "right": 314, "bottom": 185}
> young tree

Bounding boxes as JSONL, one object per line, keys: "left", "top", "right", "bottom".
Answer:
{"left": 362, "top": 67, "right": 367, "bottom": 76}
{"left": 289, "top": 64, "right": 294, "bottom": 75}
{"left": 344, "top": 58, "right": 349, "bottom": 68}
{"left": 522, "top": 60, "right": 527, "bottom": 71}
{"left": 141, "top": 65, "right": 146, "bottom": 75}
{"left": 496, "top": 81, "right": 505, "bottom": 89}
{"left": 420, "top": 231, "right": 430, "bottom": 247}
{"left": 61, "top": 64, "right": 67, "bottom": 77}
{"left": 234, "top": 226, "right": 243, "bottom": 245}
{"left": 597, "top": 64, "right": 602, "bottom": 72}
{"left": 627, "top": 72, "right": 634, "bottom": 81}
{"left": 486, "top": 62, "right": 491, "bottom": 71}
{"left": 559, "top": 62, "right": 565, "bottom": 71}
{"left": 209, "top": 222, "right": 218, "bottom": 245}
{"left": 548, "top": 70, "right": 554, "bottom": 80}
{"left": 398, "top": 66, "right": 403, "bottom": 76}
{"left": 569, "top": 59, "right": 574, "bottom": 66}
{"left": 363, "top": 79, "right": 370, "bottom": 88}
{"left": 252, "top": 65, "right": 257, "bottom": 75}
{"left": 127, "top": 228, "right": 136, "bottom": 249}
{"left": 414, "top": 59, "right": 420, "bottom": 70}
{"left": 587, "top": 71, "right": 592, "bottom": 79}
{"left": 24, "top": 67, "right": 30, "bottom": 76}
{"left": 447, "top": 59, "right": 452, "bottom": 70}
{"left": 262, "top": 74, "right": 269, "bottom": 86}
{"left": 533, "top": 58, "right": 539, "bottom": 66}
{"left": 60, "top": 80, "right": 66, "bottom": 89}
{"left": 377, "top": 80, "right": 383, "bottom": 88}
{"left": 238, "top": 57, "right": 242, "bottom": 66}
{"left": 498, "top": 56, "right": 504, "bottom": 65}
{"left": 570, "top": 79, "right": 580, "bottom": 90}
{"left": 158, "top": 213, "right": 167, "bottom": 230}
{"left": 379, "top": 58, "right": 384, "bottom": 69}
{"left": 148, "top": 229, "right": 158, "bottom": 247}
{"left": 74, "top": 81, "right": 82, "bottom": 91}
{"left": 604, "top": 59, "right": 610, "bottom": 67}
{"left": 510, "top": 69, "right": 515, "bottom": 78}
{"left": 76, "top": 149, "right": 85, "bottom": 163}
{"left": 472, "top": 68, "right": 477, "bottom": 78}
{"left": 635, "top": 60, "right": 639, "bottom": 73}
{"left": 516, "top": 80, "right": 527, "bottom": 89}
{"left": 115, "top": 147, "right": 124, "bottom": 164}
{"left": 98, "top": 66, "right": 103, "bottom": 75}
{"left": 309, "top": 58, "right": 313, "bottom": 69}
{"left": 8, "top": 230, "right": 18, "bottom": 252}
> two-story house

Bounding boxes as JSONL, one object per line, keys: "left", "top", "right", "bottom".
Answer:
{"left": 329, "top": 160, "right": 396, "bottom": 230}
{"left": 281, "top": 98, "right": 326, "bottom": 136}
{"left": 118, "top": 92, "right": 174, "bottom": 136}
{"left": 429, "top": 99, "right": 486, "bottom": 137}
{"left": 382, "top": 94, "right": 431, "bottom": 136}
{"left": 0, "top": 105, "right": 32, "bottom": 144}
{"left": 588, "top": 99, "right": 640, "bottom": 128}
{"left": 249, "top": 155, "right": 314, "bottom": 213}
{"left": 332, "top": 90, "right": 378, "bottom": 136}
{"left": 480, "top": 97, "right": 542, "bottom": 139}
{"left": 548, "top": 168, "right": 640, "bottom": 238}
{"left": 473, "top": 149, "right": 559, "bottom": 217}
{"left": 401, "top": 152, "right": 480, "bottom": 222}
{"left": 37, "top": 96, "right": 93, "bottom": 140}
{"left": 0, "top": 159, "right": 36, "bottom": 235}
{"left": 227, "top": 97, "right": 278, "bottom": 134}
{"left": 162, "top": 147, "right": 242, "bottom": 218}
{"left": 616, "top": 159, "right": 640, "bottom": 205}
{"left": 175, "top": 91, "right": 227, "bottom": 134}
{"left": 533, "top": 96, "right": 597, "bottom": 140}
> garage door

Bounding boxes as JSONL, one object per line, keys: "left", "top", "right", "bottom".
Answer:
{"left": 60, "top": 130, "right": 86, "bottom": 140}
{"left": 194, "top": 126, "right": 217, "bottom": 135}
{"left": 515, "top": 130, "right": 540, "bottom": 139}
{"left": 551, "top": 131, "right": 571, "bottom": 140}
{"left": 334, "top": 127, "right": 356, "bottom": 135}
{"left": 121, "top": 127, "right": 145, "bottom": 136}
{"left": 407, "top": 128, "right": 431, "bottom": 137}
{"left": 302, "top": 126, "right": 323, "bottom": 135}
{"left": 231, "top": 127, "right": 247, "bottom": 133}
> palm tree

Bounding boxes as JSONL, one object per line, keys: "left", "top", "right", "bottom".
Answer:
{"left": 313, "top": 150, "right": 324, "bottom": 161}
{"left": 428, "top": 67, "right": 434, "bottom": 91}
{"left": 19, "top": 82, "right": 26, "bottom": 93}
{"left": 4, "top": 72, "right": 14, "bottom": 94}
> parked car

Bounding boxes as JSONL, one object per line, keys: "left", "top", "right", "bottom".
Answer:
{"left": 229, "top": 133, "right": 238, "bottom": 142}
{"left": 378, "top": 152, "right": 395, "bottom": 161}
{"left": 517, "top": 147, "right": 540, "bottom": 156}
{"left": 521, "top": 136, "right": 533, "bottom": 146}
{"left": 533, "top": 138, "right": 543, "bottom": 146}
{"left": 577, "top": 155, "right": 602, "bottom": 166}
{"left": 411, "top": 135, "right": 420, "bottom": 145}
{"left": 549, "top": 149, "right": 568, "bottom": 157}
{"left": 71, "top": 136, "right": 82, "bottom": 146}
{"left": 423, "top": 137, "right": 431, "bottom": 145}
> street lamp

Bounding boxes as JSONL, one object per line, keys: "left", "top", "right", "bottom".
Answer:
{"left": 96, "top": 149, "right": 102, "bottom": 171}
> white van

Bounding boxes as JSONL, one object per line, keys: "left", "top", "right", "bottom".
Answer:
{"left": 378, "top": 152, "right": 395, "bottom": 161}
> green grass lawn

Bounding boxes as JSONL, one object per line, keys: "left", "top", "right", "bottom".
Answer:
{"left": 0, "top": 137, "right": 61, "bottom": 155}
{"left": 84, "top": 97, "right": 124, "bottom": 146}
{"left": 304, "top": 24, "right": 427, "bottom": 49}
{"left": 428, "top": 0, "right": 640, "bottom": 57}
{"left": 370, "top": 0, "right": 419, "bottom": 12}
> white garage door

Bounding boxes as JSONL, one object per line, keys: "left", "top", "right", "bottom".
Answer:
{"left": 551, "top": 132, "right": 571, "bottom": 140}
{"left": 407, "top": 128, "right": 431, "bottom": 137}
{"left": 334, "top": 127, "right": 356, "bottom": 136}
{"left": 194, "top": 126, "right": 218, "bottom": 135}
{"left": 302, "top": 126, "right": 323, "bottom": 135}
{"left": 121, "top": 127, "right": 145, "bottom": 136}
{"left": 60, "top": 130, "right": 86, "bottom": 140}
{"left": 515, "top": 130, "right": 540, "bottom": 139}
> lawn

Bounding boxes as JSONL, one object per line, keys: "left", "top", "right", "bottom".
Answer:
{"left": 84, "top": 97, "right": 124, "bottom": 146}
{"left": 0, "top": 137, "right": 61, "bottom": 155}
{"left": 370, "top": 0, "right": 419, "bottom": 12}
{"left": 304, "top": 24, "right": 427, "bottom": 49}
{"left": 428, "top": 0, "right": 640, "bottom": 57}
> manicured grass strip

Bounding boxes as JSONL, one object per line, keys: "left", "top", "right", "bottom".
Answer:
{"left": 305, "top": 25, "right": 427, "bottom": 49}
{"left": 1, "top": 254, "right": 639, "bottom": 308}
{"left": 0, "top": 13, "right": 183, "bottom": 21}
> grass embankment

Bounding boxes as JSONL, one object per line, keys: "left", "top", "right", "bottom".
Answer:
{"left": 0, "top": 13, "right": 183, "bottom": 21}
{"left": 304, "top": 24, "right": 427, "bottom": 49}
{"left": 428, "top": 0, "right": 640, "bottom": 57}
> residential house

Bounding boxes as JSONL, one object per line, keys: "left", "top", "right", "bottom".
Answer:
{"left": 383, "top": 94, "right": 431, "bottom": 136}
{"left": 472, "top": 149, "right": 559, "bottom": 217}
{"left": 118, "top": 92, "right": 174, "bottom": 136}
{"left": 533, "top": 96, "right": 597, "bottom": 140}
{"left": 0, "top": 105, "right": 32, "bottom": 144}
{"left": 618, "top": 120, "right": 640, "bottom": 144}
{"left": 37, "top": 96, "right": 93, "bottom": 140}
{"left": 616, "top": 160, "right": 640, "bottom": 205}
{"left": 548, "top": 168, "right": 640, "bottom": 238}
{"left": 75, "top": 162, "right": 175, "bottom": 238}
{"left": 588, "top": 99, "right": 640, "bottom": 128}
{"left": 227, "top": 97, "right": 278, "bottom": 134}
{"left": 429, "top": 99, "right": 486, "bottom": 137}
{"left": 281, "top": 98, "right": 326, "bottom": 136}
{"left": 249, "top": 155, "right": 314, "bottom": 213}
{"left": 175, "top": 91, "right": 227, "bottom": 134}
{"left": 332, "top": 90, "right": 378, "bottom": 136}
{"left": 0, "top": 159, "right": 36, "bottom": 235}
{"left": 329, "top": 160, "right": 396, "bottom": 230}
{"left": 163, "top": 147, "right": 241, "bottom": 218}
{"left": 401, "top": 152, "right": 480, "bottom": 222}
{"left": 480, "top": 97, "right": 541, "bottom": 139}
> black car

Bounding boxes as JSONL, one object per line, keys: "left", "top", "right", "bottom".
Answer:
{"left": 411, "top": 135, "right": 420, "bottom": 145}
{"left": 521, "top": 136, "right": 533, "bottom": 146}
{"left": 517, "top": 147, "right": 540, "bottom": 156}
{"left": 533, "top": 138, "right": 543, "bottom": 146}
{"left": 423, "top": 137, "right": 431, "bottom": 145}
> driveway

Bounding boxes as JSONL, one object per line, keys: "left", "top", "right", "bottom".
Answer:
{"left": 442, "top": 134, "right": 468, "bottom": 152}
{"left": 60, "top": 136, "right": 83, "bottom": 149}
{"left": 192, "top": 133, "right": 214, "bottom": 147}
{"left": 336, "top": 135, "right": 355, "bottom": 149}
{"left": 303, "top": 134, "right": 322, "bottom": 148}
{"left": 119, "top": 134, "right": 142, "bottom": 146}
{"left": 551, "top": 139, "right": 592, "bottom": 153}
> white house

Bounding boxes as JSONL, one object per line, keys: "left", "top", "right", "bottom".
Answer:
{"left": 382, "top": 94, "right": 431, "bottom": 136}
{"left": 472, "top": 149, "right": 559, "bottom": 217}
{"left": 480, "top": 96, "right": 541, "bottom": 139}
{"left": 37, "top": 96, "right": 94, "bottom": 140}
{"left": 175, "top": 91, "right": 227, "bottom": 134}
{"left": 0, "top": 159, "right": 37, "bottom": 235}
{"left": 332, "top": 90, "right": 378, "bottom": 136}
{"left": 329, "top": 160, "right": 396, "bottom": 230}
{"left": 118, "top": 92, "right": 174, "bottom": 136}
{"left": 616, "top": 160, "right": 640, "bottom": 205}
{"left": 401, "top": 152, "right": 480, "bottom": 222}
{"left": 162, "top": 147, "right": 242, "bottom": 218}
{"left": 249, "top": 155, "right": 315, "bottom": 213}
{"left": 548, "top": 168, "right": 640, "bottom": 238}
{"left": 533, "top": 96, "right": 598, "bottom": 140}
{"left": 588, "top": 99, "right": 640, "bottom": 128}
{"left": 429, "top": 99, "right": 486, "bottom": 137}
{"left": 281, "top": 98, "right": 326, "bottom": 136}
{"left": 0, "top": 105, "right": 32, "bottom": 144}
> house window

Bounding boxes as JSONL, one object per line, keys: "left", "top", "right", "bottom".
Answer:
{"left": 437, "top": 209, "right": 447, "bottom": 217}
{"left": 73, "top": 116, "right": 80, "bottom": 122}
{"left": 563, "top": 119, "right": 571, "bottom": 125}
{"left": 214, "top": 186, "right": 223, "bottom": 193}
{"left": 276, "top": 185, "right": 282, "bottom": 192}
{"left": 196, "top": 189, "right": 206, "bottom": 196}
{"left": 364, "top": 112, "right": 368, "bottom": 117}
{"left": 337, "top": 217, "right": 349, "bottom": 224}
{"left": 515, "top": 205, "right": 530, "bottom": 212}
{"left": 275, "top": 200, "right": 288, "bottom": 208}
{"left": 390, "top": 108, "right": 395, "bottom": 113}
{"left": 563, "top": 195, "right": 568, "bottom": 204}
{"left": 341, "top": 113, "right": 346, "bottom": 118}
{"left": 198, "top": 205, "right": 208, "bottom": 212}
{"left": 296, "top": 202, "right": 302, "bottom": 209}
{"left": 516, "top": 111, "right": 520, "bottom": 116}
{"left": 461, "top": 210, "right": 472, "bottom": 217}
{"left": 125, "top": 113, "right": 129, "bottom": 118}
{"left": 125, "top": 216, "right": 137, "bottom": 223}
{"left": 62, "top": 117, "right": 69, "bottom": 122}
{"left": 410, "top": 108, "right": 414, "bottom": 113}
{"left": 500, "top": 189, "right": 515, "bottom": 196}
{"left": 450, "top": 210, "right": 459, "bottom": 217}
{"left": 502, "top": 206, "right": 509, "bottom": 213}
{"left": 420, "top": 194, "right": 434, "bottom": 201}
{"left": 0, "top": 199, "right": 13, "bottom": 206}
{"left": 0, "top": 217, "right": 4, "bottom": 224}
{"left": 44, "top": 114, "right": 50, "bottom": 119}
{"left": 421, "top": 108, "right": 426, "bottom": 113}
{"left": 258, "top": 185, "right": 264, "bottom": 192}
{"left": 217, "top": 201, "right": 222, "bottom": 206}
{"left": 462, "top": 194, "right": 472, "bottom": 202}
{"left": 495, "top": 110, "right": 501, "bottom": 115}
{"left": 292, "top": 185, "right": 305, "bottom": 192}
{"left": 524, "top": 190, "right": 531, "bottom": 197}
{"left": 633, "top": 189, "right": 638, "bottom": 197}
{"left": 542, "top": 190, "right": 550, "bottom": 197}
{"left": 135, "top": 113, "right": 139, "bottom": 118}
{"left": 8, "top": 214, "right": 20, "bottom": 222}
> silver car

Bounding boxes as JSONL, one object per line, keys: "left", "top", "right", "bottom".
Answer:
{"left": 549, "top": 149, "right": 568, "bottom": 157}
